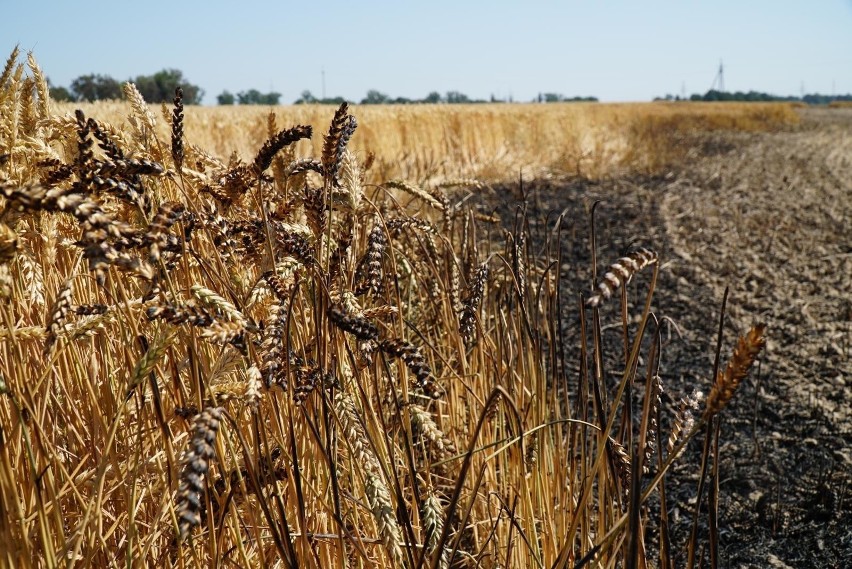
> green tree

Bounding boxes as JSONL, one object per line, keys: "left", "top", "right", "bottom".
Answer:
{"left": 47, "top": 78, "right": 73, "bottom": 102}
{"left": 361, "top": 89, "right": 390, "bottom": 105}
{"left": 445, "top": 91, "right": 470, "bottom": 104}
{"left": 294, "top": 90, "right": 317, "bottom": 104}
{"left": 70, "top": 74, "right": 122, "bottom": 101}
{"left": 424, "top": 91, "right": 442, "bottom": 103}
{"left": 217, "top": 90, "right": 235, "bottom": 105}
{"left": 133, "top": 69, "right": 204, "bottom": 104}
{"left": 235, "top": 89, "right": 281, "bottom": 105}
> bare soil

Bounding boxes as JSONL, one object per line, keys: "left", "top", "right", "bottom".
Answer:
{"left": 480, "top": 108, "right": 851, "bottom": 567}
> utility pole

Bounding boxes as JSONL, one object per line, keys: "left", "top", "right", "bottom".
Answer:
{"left": 321, "top": 67, "right": 326, "bottom": 100}
{"left": 710, "top": 60, "right": 725, "bottom": 92}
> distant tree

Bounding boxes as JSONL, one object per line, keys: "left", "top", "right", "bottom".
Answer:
{"left": 236, "top": 89, "right": 281, "bottom": 105}
{"left": 50, "top": 86, "right": 74, "bottom": 102}
{"left": 217, "top": 90, "right": 236, "bottom": 105}
{"left": 47, "top": 78, "right": 74, "bottom": 102}
{"left": 391, "top": 96, "right": 412, "bottom": 104}
{"left": 294, "top": 90, "right": 317, "bottom": 104}
{"left": 133, "top": 69, "right": 204, "bottom": 104}
{"left": 361, "top": 89, "right": 390, "bottom": 105}
{"left": 543, "top": 93, "right": 564, "bottom": 103}
{"left": 70, "top": 74, "right": 122, "bottom": 101}
{"left": 423, "top": 91, "right": 442, "bottom": 104}
{"left": 319, "top": 96, "right": 348, "bottom": 105}
{"left": 445, "top": 91, "right": 470, "bottom": 104}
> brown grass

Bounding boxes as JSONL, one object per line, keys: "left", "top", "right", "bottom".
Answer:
{"left": 0, "top": 51, "right": 773, "bottom": 568}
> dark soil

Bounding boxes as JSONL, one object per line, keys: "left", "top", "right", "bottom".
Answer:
{"left": 475, "top": 108, "right": 851, "bottom": 568}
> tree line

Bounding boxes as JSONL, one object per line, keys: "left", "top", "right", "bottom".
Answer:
{"left": 655, "top": 89, "right": 852, "bottom": 104}
{"left": 48, "top": 70, "right": 597, "bottom": 106}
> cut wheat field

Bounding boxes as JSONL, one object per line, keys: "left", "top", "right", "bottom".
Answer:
{"left": 1, "top": 49, "right": 823, "bottom": 568}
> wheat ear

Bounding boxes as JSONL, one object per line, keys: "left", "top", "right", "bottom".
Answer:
{"left": 175, "top": 407, "right": 223, "bottom": 541}
{"left": 703, "top": 324, "right": 766, "bottom": 420}
{"left": 586, "top": 247, "right": 658, "bottom": 307}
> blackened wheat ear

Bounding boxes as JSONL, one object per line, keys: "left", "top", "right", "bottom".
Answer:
{"left": 175, "top": 407, "right": 223, "bottom": 541}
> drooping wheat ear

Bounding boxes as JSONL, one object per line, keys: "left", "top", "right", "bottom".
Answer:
{"left": 93, "top": 157, "right": 164, "bottom": 179}
{"left": 276, "top": 229, "right": 316, "bottom": 266}
{"left": 176, "top": 406, "right": 223, "bottom": 541}
{"left": 265, "top": 113, "right": 291, "bottom": 190}
{"left": 74, "top": 304, "right": 108, "bottom": 316}
{"left": 703, "top": 323, "right": 766, "bottom": 420}
{"left": 191, "top": 285, "right": 247, "bottom": 325}
{"left": 666, "top": 389, "right": 702, "bottom": 459}
{"left": 334, "top": 392, "right": 405, "bottom": 566}
{"left": 90, "top": 174, "right": 149, "bottom": 212}
{"left": 354, "top": 225, "right": 387, "bottom": 296}
{"left": 129, "top": 332, "right": 173, "bottom": 394}
{"left": 422, "top": 490, "right": 449, "bottom": 569}
{"left": 384, "top": 180, "right": 445, "bottom": 210}
{"left": 435, "top": 177, "right": 484, "bottom": 191}
{"left": 459, "top": 262, "right": 489, "bottom": 344}
{"left": 144, "top": 201, "right": 185, "bottom": 262}
{"left": 25, "top": 52, "right": 49, "bottom": 121}
{"left": 385, "top": 217, "right": 439, "bottom": 237}
{"left": 408, "top": 403, "right": 453, "bottom": 455}
{"left": 200, "top": 320, "right": 246, "bottom": 349}
{"left": 44, "top": 279, "right": 73, "bottom": 356}
{"left": 586, "top": 247, "right": 658, "bottom": 308}
{"left": 361, "top": 304, "right": 399, "bottom": 321}
{"left": 253, "top": 125, "right": 312, "bottom": 177}
{"left": 608, "top": 436, "right": 632, "bottom": 491}
{"left": 328, "top": 306, "right": 379, "bottom": 341}
{"left": 379, "top": 339, "right": 444, "bottom": 398}
{"left": 0, "top": 223, "right": 17, "bottom": 264}
{"left": 171, "top": 87, "right": 184, "bottom": 170}
{"left": 38, "top": 159, "right": 73, "bottom": 187}
{"left": 146, "top": 300, "right": 215, "bottom": 327}
{"left": 87, "top": 117, "right": 124, "bottom": 161}
{"left": 284, "top": 158, "right": 324, "bottom": 178}
{"left": 0, "top": 46, "right": 20, "bottom": 92}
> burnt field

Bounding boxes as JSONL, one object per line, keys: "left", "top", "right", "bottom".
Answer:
{"left": 481, "top": 108, "right": 851, "bottom": 567}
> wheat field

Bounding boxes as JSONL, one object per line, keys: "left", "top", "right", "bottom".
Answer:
{"left": 55, "top": 99, "right": 798, "bottom": 183}
{"left": 0, "top": 49, "right": 775, "bottom": 568}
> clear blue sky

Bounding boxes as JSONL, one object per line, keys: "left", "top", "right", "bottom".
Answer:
{"left": 3, "top": 1, "right": 851, "bottom": 104}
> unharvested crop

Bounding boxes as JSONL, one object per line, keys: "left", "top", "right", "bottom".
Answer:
{"left": 0, "top": 50, "right": 769, "bottom": 568}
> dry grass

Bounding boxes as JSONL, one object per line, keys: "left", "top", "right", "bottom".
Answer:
{"left": 0, "top": 51, "right": 771, "bottom": 568}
